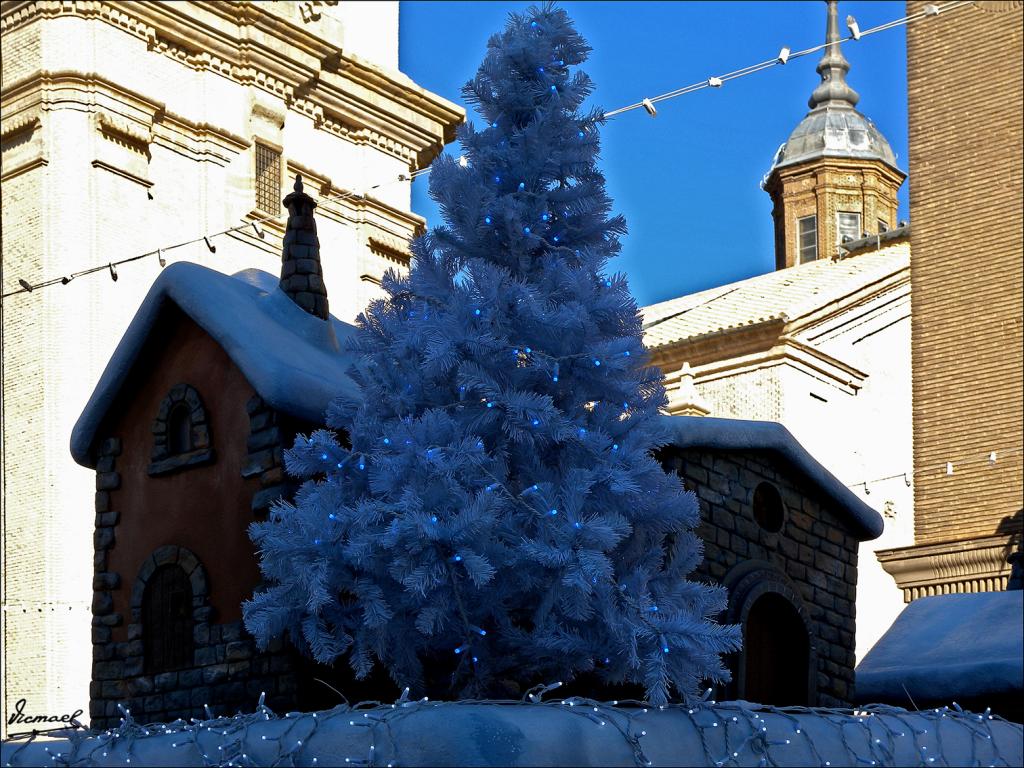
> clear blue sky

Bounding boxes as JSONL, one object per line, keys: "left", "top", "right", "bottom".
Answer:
{"left": 399, "top": 1, "right": 908, "bottom": 307}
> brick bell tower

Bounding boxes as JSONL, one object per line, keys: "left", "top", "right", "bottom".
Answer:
{"left": 762, "top": 0, "right": 906, "bottom": 270}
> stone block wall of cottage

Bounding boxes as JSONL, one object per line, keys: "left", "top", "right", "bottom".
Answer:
{"left": 88, "top": 405, "right": 307, "bottom": 729}
{"left": 663, "top": 449, "right": 859, "bottom": 708}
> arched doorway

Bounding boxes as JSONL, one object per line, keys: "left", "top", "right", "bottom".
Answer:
{"left": 143, "top": 564, "right": 195, "bottom": 674}
{"left": 743, "top": 591, "right": 810, "bottom": 706}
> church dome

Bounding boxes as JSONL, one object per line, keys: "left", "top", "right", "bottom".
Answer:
{"left": 766, "top": 0, "right": 901, "bottom": 177}
{"left": 769, "top": 106, "right": 899, "bottom": 173}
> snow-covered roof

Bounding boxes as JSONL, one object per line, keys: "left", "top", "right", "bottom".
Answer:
{"left": 856, "top": 591, "right": 1024, "bottom": 704}
{"left": 662, "top": 416, "right": 884, "bottom": 541}
{"left": 641, "top": 244, "right": 909, "bottom": 351}
{"left": 70, "top": 263, "right": 883, "bottom": 546}
{"left": 71, "top": 263, "right": 360, "bottom": 467}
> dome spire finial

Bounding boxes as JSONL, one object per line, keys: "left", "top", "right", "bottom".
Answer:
{"left": 808, "top": 0, "right": 859, "bottom": 110}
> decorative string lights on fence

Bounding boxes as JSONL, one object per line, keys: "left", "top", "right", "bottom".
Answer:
{"left": 1, "top": 1, "right": 970, "bottom": 301}
{"left": 2, "top": 689, "right": 1021, "bottom": 767}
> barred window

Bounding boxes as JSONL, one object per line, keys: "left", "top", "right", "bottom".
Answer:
{"left": 797, "top": 215, "right": 817, "bottom": 263}
{"left": 836, "top": 211, "right": 862, "bottom": 245}
{"left": 255, "top": 144, "right": 281, "bottom": 214}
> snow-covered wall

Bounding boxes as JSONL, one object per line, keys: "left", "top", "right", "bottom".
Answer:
{"left": 2, "top": 696, "right": 1020, "bottom": 767}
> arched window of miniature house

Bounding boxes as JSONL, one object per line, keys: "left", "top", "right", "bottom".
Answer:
{"left": 167, "top": 402, "right": 192, "bottom": 455}
{"left": 743, "top": 592, "right": 809, "bottom": 706}
{"left": 752, "top": 481, "right": 785, "bottom": 533}
{"left": 143, "top": 564, "right": 195, "bottom": 674}
{"left": 149, "top": 384, "right": 213, "bottom": 475}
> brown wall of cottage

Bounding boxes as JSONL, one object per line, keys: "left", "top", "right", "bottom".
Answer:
{"left": 100, "top": 307, "right": 263, "bottom": 641}
{"left": 906, "top": 1, "right": 1024, "bottom": 544}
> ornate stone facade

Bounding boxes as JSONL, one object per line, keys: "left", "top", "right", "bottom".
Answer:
{"left": 764, "top": 160, "right": 903, "bottom": 269}
{"left": 0, "top": 0, "right": 462, "bottom": 734}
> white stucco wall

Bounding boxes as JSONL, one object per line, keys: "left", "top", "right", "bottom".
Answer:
{"left": 0, "top": 0, "right": 455, "bottom": 735}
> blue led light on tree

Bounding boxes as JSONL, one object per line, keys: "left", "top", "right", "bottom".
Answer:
{"left": 245, "top": 3, "right": 740, "bottom": 706}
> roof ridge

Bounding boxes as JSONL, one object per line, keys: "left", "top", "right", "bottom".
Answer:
{"left": 642, "top": 245, "right": 910, "bottom": 351}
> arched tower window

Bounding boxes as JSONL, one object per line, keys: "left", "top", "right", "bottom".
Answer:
{"left": 149, "top": 383, "right": 213, "bottom": 475}
{"left": 143, "top": 564, "right": 195, "bottom": 674}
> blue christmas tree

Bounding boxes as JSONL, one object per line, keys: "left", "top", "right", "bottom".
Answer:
{"left": 244, "top": 2, "right": 740, "bottom": 704}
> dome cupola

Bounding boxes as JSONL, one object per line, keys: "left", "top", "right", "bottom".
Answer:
{"left": 763, "top": 1, "right": 906, "bottom": 270}
{"left": 768, "top": 0, "right": 900, "bottom": 175}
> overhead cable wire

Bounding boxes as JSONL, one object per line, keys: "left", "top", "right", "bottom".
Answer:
{"left": 603, "top": 1, "right": 971, "bottom": 119}
{"left": 0, "top": 1, "right": 968, "bottom": 299}
{"left": 846, "top": 446, "right": 1024, "bottom": 494}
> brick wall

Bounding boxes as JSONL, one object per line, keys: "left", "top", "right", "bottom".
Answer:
{"left": 663, "top": 449, "right": 859, "bottom": 707}
{"left": 906, "top": 1, "right": 1024, "bottom": 544}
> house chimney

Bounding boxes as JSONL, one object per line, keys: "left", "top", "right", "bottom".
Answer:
{"left": 280, "top": 174, "right": 329, "bottom": 320}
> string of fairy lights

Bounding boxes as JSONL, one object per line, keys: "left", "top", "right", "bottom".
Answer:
{"left": 0, "top": 0, "right": 972, "bottom": 300}
{"left": 846, "top": 446, "right": 1024, "bottom": 496}
{"left": 1, "top": 688, "right": 1019, "bottom": 767}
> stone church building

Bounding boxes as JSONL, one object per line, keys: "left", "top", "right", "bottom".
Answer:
{"left": 641, "top": 0, "right": 1023, "bottom": 664}
{"left": 0, "top": 0, "right": 461, "bottom": 734}
{"left": 642, "top": 0, "right": 913, "bottom": 661}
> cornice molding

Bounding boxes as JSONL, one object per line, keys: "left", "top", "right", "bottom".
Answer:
{"left": 0, "top": 154, "right": 47, "bottom": 181}
{"left": 2, "top": 69, "right": 250, "bottom": 165}
{"left": 648, "top": 318, "right": 786, "bottom": 369}
{"left": 661, "top": 337, "right": 868, "bottom": 396}
{"left": 646, "top": 255, "right": 910, "bottom": 372}
{"left": 784, "top": 262, "right": 911, "bottom": 337}
{"left": 0, "top": 111, "right": 40, "bottom": 141}
{"left": 95, "top": 110, "right": 152, "bottom": 152}
{"left": 1, "top": 0, "right": 153, "bottom": 38}
{"left": 876, "top": 534, "right": 1015, "bottom": 602}
{"left": 367, "top": 234, "right": 412, "bottom": 267}
{"left": 1, "top": 1, "right": 463, "bottom": 169}
{"left": 769, "top": 154, "right": 907, "bottom": 187}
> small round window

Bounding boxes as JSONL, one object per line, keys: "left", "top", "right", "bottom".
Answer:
{"left": 752, "top": 482, "right": 785, "bottom": 533}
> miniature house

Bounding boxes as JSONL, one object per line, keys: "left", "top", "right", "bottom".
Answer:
{"left": 72, "top": 182, "right": 882, "bottom": 729}
{"left": 660, "top": 418, "right": 881, "bottom": 709}
{"left": 71, "top": 179, "right": 367, "bottom": 729}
